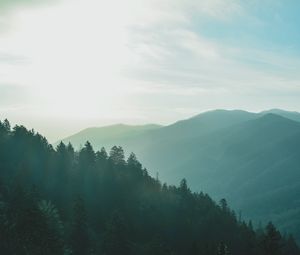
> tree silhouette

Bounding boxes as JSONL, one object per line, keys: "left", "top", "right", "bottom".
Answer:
{"left": 103, "top": 211, "right": 130, "bottom": 255}
{"left": 0, "top": 119, "right": 299, "bottom": 255}
{"left": 109, "top": 146, "right": 125, "bottom": 165}
{"left": 262, "top": 222, "right": 283, "bottom": 255}
{"left": 70, "top": 196, "right": 90, "bottom": 255}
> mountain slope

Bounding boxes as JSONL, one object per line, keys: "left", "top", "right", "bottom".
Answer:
{"left": 59, "top": 123, "right": 162, "bottom": 150}
{"left": 3, "top": 119, "right": 298, "bottom": 255}
{"left": 139, "top": 113, "right": 300, "bottom": 241}
{"left": 261, "top": 109, "right": 300, "bottom": 123}
{"left": 58, "top": 109, "right": 300, "bottom": 241}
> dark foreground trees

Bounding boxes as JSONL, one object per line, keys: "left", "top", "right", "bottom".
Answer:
{"left": 0, "top": 119, "right": 299, "bottom": 255}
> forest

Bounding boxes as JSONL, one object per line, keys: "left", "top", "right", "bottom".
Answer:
{"left": 0, "top": 118, "right": 299, "bottom": 255}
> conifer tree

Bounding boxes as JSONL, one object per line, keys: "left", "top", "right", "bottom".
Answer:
{"left": 70, "top": 196, "right": 90, "bottom": 255}
{"left": 103, "top": 211, "right": 129, "bottom": 255}
{"left": 79, "top": 141, "right": 96, "bottom": 169}
{"left": 219, "top": 198, "right": 228, "bottom": 212}
{"left": 109, "top": 146, "right": 125, "bottom": 165}
{"left": 262, "top": 222, "right": 283, "bottom": 255}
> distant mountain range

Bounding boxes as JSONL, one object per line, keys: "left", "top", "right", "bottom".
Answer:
{"left": 58, "top": 109, "right": 300, "bottom": 241}
{"left": 61, "top": 123, "right": 162, "bottom": 150}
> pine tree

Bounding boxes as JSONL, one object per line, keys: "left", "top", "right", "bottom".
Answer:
{"left": 3, "top": 119, "right": 11, "bottom": 133}
{"left": 262, "top": 222, "right": 283, "bottom": 255}
{"left": 127, "top": 152, "right": 141, "bottom": 168}
{"left": 96, "top": 147, "right": 108, "bottom": 168}
{"left": 97, "top": 147, "right": 108, "bottom": 160}
{"left": 103, "top": 211, "right": 129, "bottom": 255}
{"left": 38, "top": 200, "right": 65, "bottom": 254}
{"left": 179, "top": 178, "right": 189, "bottom": 194}
{"left": 109, "top": 146, "right": 125, "bottom": 165}
{"left": 70, "top": 196, "right": 90, "bottom": 255}
{"left": 79, "top": 141, "right": 96, "bottom": 169}
{"left": 219, "top": 198, "right": 228, "bottom": 212}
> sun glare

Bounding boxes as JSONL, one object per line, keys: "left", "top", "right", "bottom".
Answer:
{"left": 1, "top": 0, "right": 140, "bottom": 122}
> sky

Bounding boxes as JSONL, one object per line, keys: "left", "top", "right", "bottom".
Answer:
{"left": 1, "top": 0, "right": 300, "bottom": 141}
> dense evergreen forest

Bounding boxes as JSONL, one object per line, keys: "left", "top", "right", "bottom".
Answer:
{"left": 0, "top": 119, "right": 299, "bottom": 255}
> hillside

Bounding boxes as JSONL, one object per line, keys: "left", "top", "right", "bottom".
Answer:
{"left": 59, "top": 123, "right": 162, "bottom": 150}
{"left": 2, "top": 119, "right": 299, "bottom": 254}
{"left": 166, "top": 113, "right": 300, "bottom": 237}
{"left": 59, "top": 109, "right": 300, "bottom": 242}
{"left": 260, "top": 109, "right": 300, "bottom": 123}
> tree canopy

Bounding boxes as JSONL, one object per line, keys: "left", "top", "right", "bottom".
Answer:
{"left": 0, "top": 119, "right": 299, "bottom": 255}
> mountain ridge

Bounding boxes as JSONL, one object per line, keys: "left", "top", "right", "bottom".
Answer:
{"left": 56, "top": 109, "right": 300, "bottom": 242}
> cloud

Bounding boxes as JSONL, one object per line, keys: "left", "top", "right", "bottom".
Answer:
{"left": 1, "top": 0, "right": 300, "bottom": 140}
{"left": 0, "top": 83, "right": 30, "bottom": 107}
{"left": 0, "top": 52, "right": 27, "bottom": 64}
{"left": 123, "top": 0, "right": 300, "bottom": 92}
{"left": 0, "top": 0, "right": 58, "bottom": 12}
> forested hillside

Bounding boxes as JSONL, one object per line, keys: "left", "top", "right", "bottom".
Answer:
{"left": 0, "top": 119, "right": 299, "bottom": 255}
{"left": 61, "top": 109, "right": 300, "bottom": 241}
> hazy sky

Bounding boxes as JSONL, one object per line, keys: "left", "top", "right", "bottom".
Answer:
{"left": 1, "top": 0, "right": 300, "bottom": 141}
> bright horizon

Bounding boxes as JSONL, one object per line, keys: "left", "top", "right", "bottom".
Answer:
{"left": 1, "top": 0, "right": 300, "bottom": 141}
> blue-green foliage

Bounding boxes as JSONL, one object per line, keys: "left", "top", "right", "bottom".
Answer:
{"left": 0, "top": 119, "right": 299, "bottom": 255}
{"left": 61, "top": 110, "right": 300, "bottom": 242}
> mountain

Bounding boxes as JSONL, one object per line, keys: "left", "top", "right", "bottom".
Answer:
{"left": 261, "top": 109, "right": 300, "bottom": 123}
{"left": 58, "top": 109, "right": 300, "bottom": 241}
{"left": 3, "top": 119, "right": 299, "bottom": 255}
{"left": 166, "top": 113, "right": 300, "bottom": 236}
{"left": 60, "top": 110, "right": 258, "bottom": 154}
{"left": 59, "top": 123, "right": 162, "bottom": 151}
